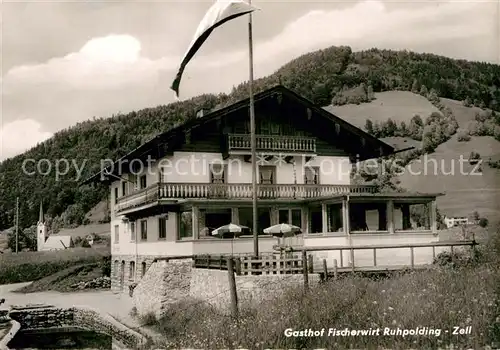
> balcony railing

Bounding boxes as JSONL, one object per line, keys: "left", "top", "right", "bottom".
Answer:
{"left": 228, "top": 134, "right": 316, "bottom": 153}
{"left": 115, "top": 182, "right": 377, "bottom": 213}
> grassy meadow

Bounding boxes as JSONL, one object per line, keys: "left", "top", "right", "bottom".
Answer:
{"left": 397, "top": 134, "right": 500, "bottom": 218}
{"left": 141, "top": 226, "right": 500, "bottom": 349}
{"left": 325, "top": 91, "right": 440, "bottom": 129}
{"left": 0, "top": 246, "right": 110, "bottom": 284}
{"left": 328, "top": 91, "right": 500, "bottom": 219}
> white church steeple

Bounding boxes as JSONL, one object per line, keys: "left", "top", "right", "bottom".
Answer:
{"left": 37, "top": 202, "right": 48, "bottom": 251}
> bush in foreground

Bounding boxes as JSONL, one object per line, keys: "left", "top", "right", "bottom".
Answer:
{"left": 142, "top": 233, "right": 500, "bottom": 349}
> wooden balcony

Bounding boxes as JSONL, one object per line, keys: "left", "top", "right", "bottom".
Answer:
{"left": 227, "top": 134, "right": 316, "bottom": 154}
{"left": 115, "top": 182, "right": 377, "bottom": 213}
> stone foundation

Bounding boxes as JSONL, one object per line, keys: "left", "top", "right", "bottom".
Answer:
{"left": 190, "top": 269, "right": 320, "bottom": 312}
{"left": 131, "top": 259, "right": 320, "bottom": 318}
{"left": 132, "top": 259, "right": 192, "bottom": 318}
{"left": 111, "top": 254, "right": 165, "bottom": 293}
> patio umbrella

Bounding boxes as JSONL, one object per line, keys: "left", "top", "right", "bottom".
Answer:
{"left": 211, "top": 223, "right": 250, "bottom": 238}
{"left": 263, "top": 223, "right": 302, "bottom": 237}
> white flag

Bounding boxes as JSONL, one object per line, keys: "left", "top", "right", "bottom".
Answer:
{"left": 171, "top": 0, "right": 258, "bottom": 97}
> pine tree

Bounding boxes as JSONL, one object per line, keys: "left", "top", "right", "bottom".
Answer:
{"left": 367, "top": 85, "right": 375, "bottom": 100}
{"left": 365, "top": 119, "right": 374, "bottom": 134}
{"left": 411, "top": 79, "right": 419, "bottom": 93}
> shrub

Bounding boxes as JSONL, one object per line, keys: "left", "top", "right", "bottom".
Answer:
{"left": 479, "top": 218, "right": 489, "bottom": 228}
{"left": 457, "top": 131, "right": 471, "bottom": 142}
{"left": 433, "top": 250, "right": 476, "bottom": 268}
{"left": 100, "top": 255, "right": 111, "bottom": 277}
{"left": 129, "top": 307, "right": 138, "bottom": 318}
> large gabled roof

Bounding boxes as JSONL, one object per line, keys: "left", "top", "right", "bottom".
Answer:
{"left": 42, "top": 235, "right": 73, "bottom": 250}
{"left": 82, "top": 85, "right": 396, "bottom": 185}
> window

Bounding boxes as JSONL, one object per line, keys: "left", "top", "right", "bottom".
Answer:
{"left": 129, "top": 175, "right": 137, "bottom": 192}
{"left": 140, "top": 220, "right": 147, "bottom": 241}
{"left": 114, "top": 260, "right": 119, "bottom": 277}
{"left": 304, "top": 166, "right": 320, "bottom": 184}
{"left": 129, "top": 261, "right": 135, "bottom": 281}
{"left": 114, "top": 188, "right": 119, "bottom": 204}
{"left": 141, "top": 262, "right": 147, "bottom": 278}
{"left": 114, "top": 225, "right": 119, "bottom": 243}
{"left": 158, "top": 167, "right": 164, "bottom": 183}
{"left": 120, "top": 261, "right": 125, "bottom": 286}
{"left": 291, "top": 209, "right": 302, "bottom": 228}
{"left": 278, "top": 209, "right": 302, "bottom": 228}
{"left": 260, "top": 120, "right": 270, "bottom": 134}
{"left": 130, "top": 222, "right": 136, "bottom": 241}
{"left": 270, "top": 122, "right": 280, "bottom": 135}
{"left": 122, "top": 181, "right": 127, "bottom": 196}
{"left": 210, "top": 163, "right": 226, "bottom": 183}
{"left": 139, "top": 175, "right": 147, "bottom": 189}
{"left": 178, "top": 212, "right": 192, "bottom": 239}
{"left": 279, "top": 209, "right": 289, "bottom": 224}
{"left": 259, "top": 166, "right": 275, "bottom": 185}
{"left": 158, "top": 217, "right": 167, "bottom": 240}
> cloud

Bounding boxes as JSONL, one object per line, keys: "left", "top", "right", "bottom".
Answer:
{"left": 0, "top": 119, "right": 53, "bottom": 161}
{"left": 1, "top": 0, "right": 498, "bottom": 160}
{"left": 251, "top": 0, "right": 497, "bottom": 75}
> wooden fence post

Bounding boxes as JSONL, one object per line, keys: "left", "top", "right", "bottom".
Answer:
{"left": 322, "top": 259, "right": 328, "bottom": 281}
{"left": 470, "top": 239, "right": 477, "bottom": 261}
{"left": 350, "top": 248, "right": 355, "bottom": 272}
{"left": 235, "top": 258, "right": 242, "bottom": 275}
{"left": 302, "top": 251, "right": 309, "bottom": 291}
{"left": 227, "top": 258, "right": 238, "bottom": 318}
{"left": 333, "top": 259, "right": 338, "bottom": 280}
{"left": 410, "top": 247, "right": 415, "bottom": 269}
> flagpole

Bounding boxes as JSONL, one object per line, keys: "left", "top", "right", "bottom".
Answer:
{"left": 248, "top": 0, "right": 258, "bottom": 258}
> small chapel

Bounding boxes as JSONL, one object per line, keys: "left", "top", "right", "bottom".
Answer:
{"left": 37, "top": 202, "right": 74, "bottom": 251}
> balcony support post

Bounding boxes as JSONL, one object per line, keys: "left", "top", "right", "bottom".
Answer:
{"left": 192, "top": 205, "right": 200, "bottom": 240}
{"left": 321, "top": 203, "right": 328, "bottom": 233}
{"left": 429, "top": 200, "right": 437, "bottom": 234}
{"left": 342, "top": 199, "right": 350, "bottom": 235}
{"left": 231, "top": 207, "right": 240, "bottom": 225}
{"left": 387, "top": 200, "right": 395, "bottom": 234}
{"left": 301, "top": 205, "right": 309, "bottom": 234}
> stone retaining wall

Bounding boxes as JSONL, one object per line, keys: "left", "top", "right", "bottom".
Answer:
{"left": 8, "top": 305, "right": 72, "bottom": 329}
{"left": 190, "top": 269, "right": 320, "bottom": 312}
{"left": 132, "top": 259, "right": 192, "bottom": 318}
{"left": 1, "top": 305, "right": 147, "bottom": 350}
{"left": 71, "top": 306, "right": 147, "bottom": 349}
{"left": 111, "top": 254, "right": 163, "bottom": 293}
{"left": 132, "top": 259, "right": 320, "bottom": 318}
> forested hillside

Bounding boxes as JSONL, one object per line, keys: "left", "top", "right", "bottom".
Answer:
{"left": 1, "top": 46, "right": 500, "bottom": 231}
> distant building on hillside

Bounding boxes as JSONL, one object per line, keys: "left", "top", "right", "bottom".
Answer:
{"left": 443, "top": 215, "right": 477, "bottom": 229}
{"left": 37, "top": 203, "right": 74, "bottom": 251}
